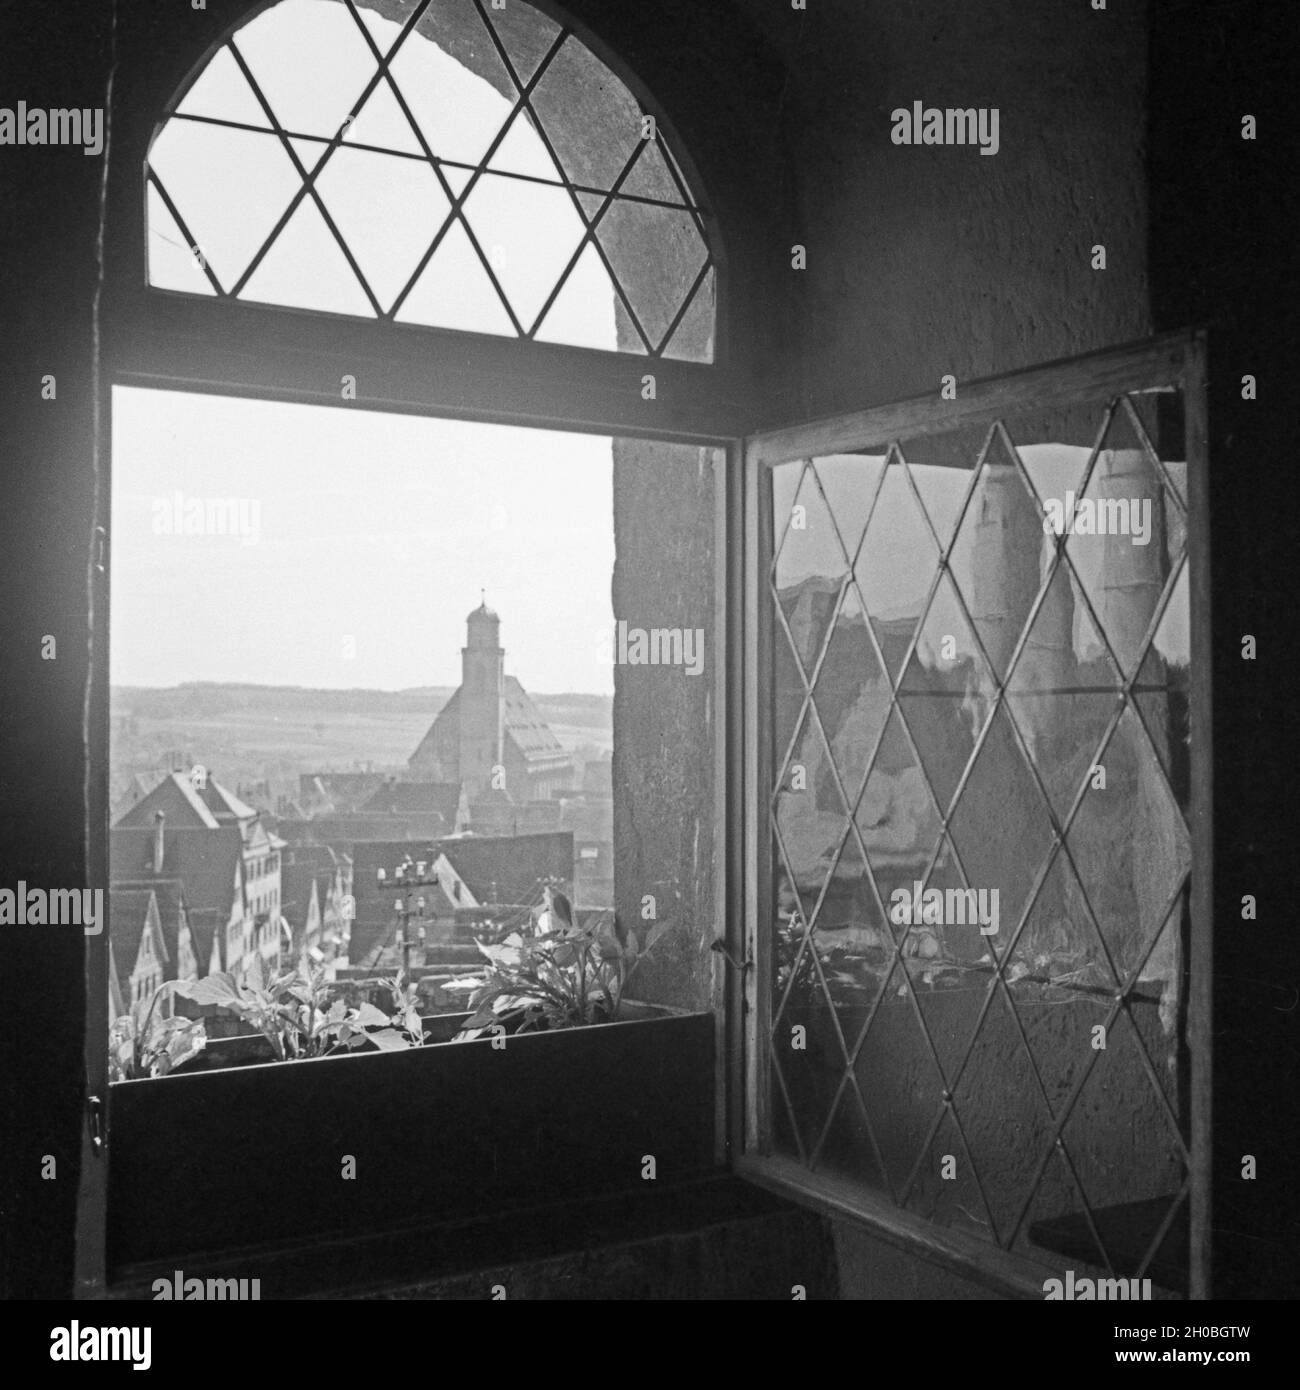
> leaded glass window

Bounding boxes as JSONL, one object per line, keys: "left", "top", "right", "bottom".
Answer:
{"left": 749, "top": 339, "right": 1208, "bottom": 1293}
{"left": 145, "top": 0, "right": 716, "bottom": 361}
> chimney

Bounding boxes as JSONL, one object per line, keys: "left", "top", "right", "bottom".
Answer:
{"left": 152, "top": 810, "right": 166, "bottom": 874}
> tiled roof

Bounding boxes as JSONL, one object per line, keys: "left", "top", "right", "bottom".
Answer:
{"left": 112, "top": 876, "right": 187, "bottom": 968}
{"left": 299, "top": 772, "right": 390, "bottom": 814}
{"left": 282, "top": 843, "right": 341, "bottom": 875}
{"left": 108, "top": 887, "right": 166, "bottom": 1000}
{"left": 360, "top": 781, "right": 463, "bottom": 822}
{"left": 275, "top": 815, "right": 415, "bottom": 846}
{"left": 199, "top": 779, "right": 257, "bottom": 823}
{"left": 408, "top": 677, "right": 565, "bottom": 769}
{"left": 112, "top": 771, "right": 221, "bottom": 829}
{"left": 558, "top": 797, "right": 613, "bottom": 843}
{"left": 468, "top": 798, "right": 563, "bottom": 836}
{"left": 501, "top": 678, "right": 565, "bottom": 758}
{"left": 437, "top": 831, "right": 573, "bottom": 906}
{"left": 111, "top": 824, "right": 244, "bottom": 919}
{"left": 185, "top": 909, "right": 224, "bottom": 976}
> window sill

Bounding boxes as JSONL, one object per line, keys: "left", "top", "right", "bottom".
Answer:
{"left": 735, "top": 1154, "right": 1185, "bottom": 1302}
{"left": 98, "top": 1174, "right": 805, "bottom": 1301}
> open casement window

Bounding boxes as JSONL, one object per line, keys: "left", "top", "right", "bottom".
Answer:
{"left": 736, "top": 333, "right": 1212, "bottom": 1300}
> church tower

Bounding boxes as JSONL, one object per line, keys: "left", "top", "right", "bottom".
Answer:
{"left": 458, "top": 597, "right": 505, "bottom": 795}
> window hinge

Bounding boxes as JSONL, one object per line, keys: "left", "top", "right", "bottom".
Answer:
{"left": 710, "top": 938, "right": 751, "bottom": 973}
{"left": 87, "top": 1094, "right": 105, "bottom": 1157}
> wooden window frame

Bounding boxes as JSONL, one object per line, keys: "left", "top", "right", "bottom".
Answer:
{"left": 732, "top": 330, "right": 1213, "bottom": 1301}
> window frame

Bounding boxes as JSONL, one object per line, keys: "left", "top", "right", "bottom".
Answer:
{"left": 733, "top": 329, "right": 1213, "bottom": 1300}
{"left": 79, "top": 0, "right": 747, "bottom": 1297}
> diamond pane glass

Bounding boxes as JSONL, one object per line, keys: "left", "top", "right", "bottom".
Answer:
{"left": 148, "top": 124, "right": 302, "bottom": 291}
{"left": 145, "top": 184, "right": 217, "bottom": 296}
{"left": 528, "top": 35, "right": 643, "bottom": 193}
{"left": 315, "top": 148, "right": 451, "bottom": 313}
{"left": 145, "top": 0, "right": 716, "bottom": 359}
{"left": 233, "top": 0, "right": 380, "bottom": 138}
{"left": 763, "top": 377, "right": 1200, "bottom": 1290}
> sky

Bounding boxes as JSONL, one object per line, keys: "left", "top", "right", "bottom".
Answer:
{"left": 111, "top": 387, "right": 617, "bottom": 693}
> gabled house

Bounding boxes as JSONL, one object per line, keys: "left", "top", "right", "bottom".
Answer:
{"left": 107, "top": 887, "right": 169, "bottom": 1020}
{"left": 278, "top": 843, "right": 350, "bottom": 963}
{"left": 110, "top": 770, "right": 167, "bottom": 825}
{"left": 110, "top": 876, "right": 195, "bottom": 983}
{"left": 113, "top": 771, "right": 286, "bottom": 981}
{"left": 112, "top": 819, "right": 250, "bottom": 982}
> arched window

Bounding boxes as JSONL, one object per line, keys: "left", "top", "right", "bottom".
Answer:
{"left": 89, "top": 0, "right": 737, "bottom": 1286}
{"left": 144, "top": 0, "right": 717, "bottom": 362}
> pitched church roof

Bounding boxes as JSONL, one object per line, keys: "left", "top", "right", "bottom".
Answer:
{"left": 408, "top": 676, "right": 564, "bottom": 769}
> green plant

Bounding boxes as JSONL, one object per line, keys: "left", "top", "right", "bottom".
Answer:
{"left": 447, "top": 912, "right": 671, "bottom": 1041}
{"left": 173, "top": 955, "right": 414, "bottom": 1061}
{"left": 359, "top": 971, "right": 427, "bottom": 1047}
{"left": 109, "top": 983, "right": 206, "bottom": 1082}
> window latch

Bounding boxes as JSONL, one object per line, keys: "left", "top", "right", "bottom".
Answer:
{"left": 87, "top": 1093, "right": 105, "bottom": 1157}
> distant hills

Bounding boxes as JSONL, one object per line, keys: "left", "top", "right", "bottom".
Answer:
{"left": 109, "top": 682, "right": 612, "bottom": 801}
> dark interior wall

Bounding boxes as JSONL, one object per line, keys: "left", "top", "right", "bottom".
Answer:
{"left": 733, "top": 0, "right": 1151, "bottom": 417}
{"left": 1146, "top": 0, "right": 1299, "bottom": 1301}
{"left": 0, "top": 0, "right": 113, "bottom": 1302}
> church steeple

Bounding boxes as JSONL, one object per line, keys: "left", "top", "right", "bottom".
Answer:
{"left": 460, "top": 596, "right": 504, "bottom": 794}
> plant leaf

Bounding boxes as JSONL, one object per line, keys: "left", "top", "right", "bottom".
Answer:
{"left": 172, "top": 972, "right": 244, "bottom": 1009}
